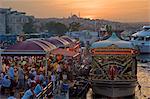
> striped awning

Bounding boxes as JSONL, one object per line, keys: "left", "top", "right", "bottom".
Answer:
{"left": 31, "top": 40, "right": 52, "bottom": 52}
{"left": 61, "top": 36, "right": 76, "bottom": 43}
{"left": 34, "top": 39, "right": 57, "bottom": 50}
{"left": 4, "top": 39, "right": 57, "bottom": 53}
{"left": 52, "top": 37, "right": 70, "bottom": 45}
{"left": 3, "top": 36, "right": 78, "bottom": 55}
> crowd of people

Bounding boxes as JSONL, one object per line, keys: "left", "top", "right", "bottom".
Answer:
{"left": 0, "top": 55, "right": 76, "bottom": 98}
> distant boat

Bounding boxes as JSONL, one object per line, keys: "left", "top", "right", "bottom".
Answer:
{"left": 131, "top": 26, "right": 150, "bottom": 54}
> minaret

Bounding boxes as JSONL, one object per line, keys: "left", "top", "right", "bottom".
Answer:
{"left": 71, "top": 12, "right": 72, "bottom": 17}
{"left": 78, "top": 12, "right": 80, "bottom": 18}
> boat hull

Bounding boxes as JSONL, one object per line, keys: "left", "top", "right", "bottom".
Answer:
{"left": 138, "top": 45, "right": 150, "bottom": 54}
{"left": 91, "top": 80, "right": 137, "bottom": 98}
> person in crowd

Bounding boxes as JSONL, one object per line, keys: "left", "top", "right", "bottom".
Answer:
{"left": 51, "top": 72, "right": 56, "bottom": 93}
{"left": 42, "top": 76, "right": 49, "bottom": 88}
{"left": 57, "top": 63, "right": 62, "bottom": 73}
{"left": 34, "top": 72, "right": 40, "bottom": 83}
{"left": 13, "top": 66, "right": 18, "bottom": 88}
{"left": 29, "top": 57, "right": 32, "bottom": 64}
{"left": 18, "top": 65, "right": 25, "bottom": 90}
{"left": 8, "top": 64, "right": 15, "bottom": 88}
{"left": 2, "top": 63, "right": 6, "bottom": 73}
{"left": 8, "top": 64, "right": 15, "bottom": 80}
{"left": 34, "top": 81, "right": 43, "bottom": 95}
{"left": 27, "top": 75, "right": 36, "bottom": 89}
{"left": 62, "top": 72, "right": 68, "bottom": 83}
{"left": 7, "top": 91, "right": 16, "bottom": 99}
{"left": 29, "top": 69, "right": 34, "bottom": 79}
{"left": 0, "top": 72, "right": 4, "bottom": 85}
{"left": 32, "top": 68, "right": 37, "bottom": 78}
{"left": 39, "top": 65, "right": 44, "bottom": 73}
{"left": 48, "top": 65, "right": 53, "bottom": 79}
{"left": 1, "top": 75, "right": 11, "bottom": 94}
{"left": 53, "top": 62, "right": 58, "bottom": 71}
{"left": 21, "top": 82, "right": 36, "bottom": 99}
{"left": 39, "top": 72, "right": 44, "bottom": 82}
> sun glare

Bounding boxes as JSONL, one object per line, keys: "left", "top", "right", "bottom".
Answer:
{"left": 83, "top": 15, "right": 95, "bottom": 19}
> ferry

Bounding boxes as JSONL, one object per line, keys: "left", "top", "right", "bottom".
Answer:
{"left": 90, "top": 32, "right": 138, "bottom": 98}
{"left": 131, "top": 26, "right": 150, "bottom": 54}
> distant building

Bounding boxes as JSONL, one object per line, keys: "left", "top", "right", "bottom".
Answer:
{"left": 0, "top": 8, "right": 34, "bottom": 34}
{"left": 0, "top": 8, "right": 8, "bottom": 34}
{"left": 66, "top": 30, "right": 99, "bottom": 46}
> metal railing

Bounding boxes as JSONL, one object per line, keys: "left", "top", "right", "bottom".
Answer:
{"left": 36, "top": 82, "right": 52, "bottom": 99}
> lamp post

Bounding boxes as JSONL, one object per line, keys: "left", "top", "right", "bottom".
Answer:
{"left": 45, "top": 51, "right": 49, "bottom": 76}
{"left": 0, "top": 48, "right": 3, "bottom": 73}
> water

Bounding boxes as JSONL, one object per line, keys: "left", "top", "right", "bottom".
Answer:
{"left": 137, "top": 54, "right": 150, "bottom": 62}
{"left": 136, "top": 65, "right": 150, "bottom": 98}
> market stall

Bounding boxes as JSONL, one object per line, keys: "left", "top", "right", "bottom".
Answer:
{"left": 1, "top": 36, "right": 80, "bottom": 75}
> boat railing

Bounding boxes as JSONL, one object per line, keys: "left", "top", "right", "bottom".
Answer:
{"left": 72, "top": 77, "right": 90, "bottom": 98}
{"left": 77, "top": 81, "right": 90, "bottom": 98}
{"left": 36, "top": 82, "right": 53, "bottom": 99}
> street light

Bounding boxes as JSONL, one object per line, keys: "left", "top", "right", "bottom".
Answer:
{"left": 0, "top": 48, "right": 3, "bottom": 73}
{"left": 45, "top": 51, "right": 50, "bottom": 76}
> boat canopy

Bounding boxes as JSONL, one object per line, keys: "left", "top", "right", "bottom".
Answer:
{"left": 143, "top": 26, "right": 150, "bottom": 30}
{"left": 91, "top": 33, "right": 135, "bottom": 49}
{"left": 132, "top": 29, "right": 150, "bottom": 37}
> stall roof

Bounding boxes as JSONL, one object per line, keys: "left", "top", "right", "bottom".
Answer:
{"left": 51, "top": 48, "right": 79, "bottom": 57}
{"left": 4, "top": 39, "right": 56, "bottom": 55}
{"left": 3, "top": 36, "right": 78, "bottom": 55}
{"left": 45, "top": 38, "right": 65, "bottom": 47}
{"left": 53, "top": 37, "right": 70, "bottom": 45}
{"left": 2, "top": 51, "right": 46, "bottom": 56}
{"left": 34, "top": 39, "right": 57, "bottom": 50}
{"left": 61, "top": 36, "right": 76, "bottom": 43}
{"left": 5, "top": 40, "right": 44, "bottom": 51}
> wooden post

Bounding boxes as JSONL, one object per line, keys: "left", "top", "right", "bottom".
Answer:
{"left": 45, "top": 52, "right": 49, "bottom": 76}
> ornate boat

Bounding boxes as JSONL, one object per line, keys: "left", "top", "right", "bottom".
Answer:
{"left": 90, "top": 33, "right": 138, "bottom": 98}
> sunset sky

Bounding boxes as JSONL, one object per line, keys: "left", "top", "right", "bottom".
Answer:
{"left": 0, "top": 0, "right": 150, "bottom": 22}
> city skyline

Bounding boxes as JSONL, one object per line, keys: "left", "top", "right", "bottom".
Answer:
{"left": 0, "top": 0, "right": 150, "bottom": 22}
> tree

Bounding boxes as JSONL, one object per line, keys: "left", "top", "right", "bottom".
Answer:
{"left": 23, "top": 17, "right": 36, "bottom": 34}
{"left": 45, "top": 22, "right": 68, "bottom": 36}
{"left": 69, "top": 22, "right": 80, "bottom": 32}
